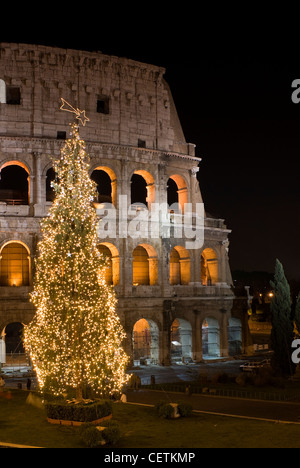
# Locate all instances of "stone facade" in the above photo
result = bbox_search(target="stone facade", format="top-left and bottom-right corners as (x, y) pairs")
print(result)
(0, 43), (251, 366)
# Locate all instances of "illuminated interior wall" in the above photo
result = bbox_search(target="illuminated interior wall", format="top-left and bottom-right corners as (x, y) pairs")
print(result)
(168, 175), (188, 213)
(133, 246), (150, 285)
(132, 245), (158, 286)
(170, 249), (181, 285)
(0, 242), (30, 287)
(133, 318), (159, 364)
(201, 248), (219, 285)
(169, 246), (191, 285)
(97, 243), (119, 286)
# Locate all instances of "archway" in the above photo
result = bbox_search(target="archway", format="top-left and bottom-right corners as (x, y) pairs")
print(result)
(131, 170), (155, 209)
(4, 322), (25, 354)
(46, 167), (56, 202)
(169, 246), (191, 285)
(202, 317), (220, 358)
(2, 322), (27, 366)
(0, 162), (30, 205)
(228, 318), (242, 356)
(171, 318), (192, 363)
(167, 174), (188, 213)
(201, 248), (219, 285)
(132, 319), (159, 366)
(0, 241), (30, 287)
(133, 244), (158, 286)
(91, 167), (117, 207)
(97, 243), (120, 286)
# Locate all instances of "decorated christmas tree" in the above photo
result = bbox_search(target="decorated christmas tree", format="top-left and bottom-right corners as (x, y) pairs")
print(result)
(24, 111), (129, 400)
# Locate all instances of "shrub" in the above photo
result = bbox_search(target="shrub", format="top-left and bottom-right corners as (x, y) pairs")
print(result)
(177, 402), (193, 417)
(102, 421), (121, 445)
(79, 423), (104, 448)
(155, 401), (174, 419)
(46, 400), (112, 422)
(155, 400), (193, 419)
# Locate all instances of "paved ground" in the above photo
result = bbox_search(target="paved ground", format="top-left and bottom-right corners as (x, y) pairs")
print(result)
(126, 389), (300, 424)
(2, 355), (268, 389)
(130, 356), (264, 385)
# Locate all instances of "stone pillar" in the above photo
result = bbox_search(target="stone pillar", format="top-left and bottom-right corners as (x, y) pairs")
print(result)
(148, 257), (158, 286)
(193, 313), (203, 362)
(220, 313), (229, 358)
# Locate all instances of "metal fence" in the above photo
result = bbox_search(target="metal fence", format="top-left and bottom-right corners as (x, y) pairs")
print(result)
(142, 383), (300, 402)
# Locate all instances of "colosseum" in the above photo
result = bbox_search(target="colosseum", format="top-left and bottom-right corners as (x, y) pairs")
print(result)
(0, 42), (251, 368)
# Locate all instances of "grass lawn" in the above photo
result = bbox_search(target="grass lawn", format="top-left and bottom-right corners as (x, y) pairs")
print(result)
(1, 390), (300, 448)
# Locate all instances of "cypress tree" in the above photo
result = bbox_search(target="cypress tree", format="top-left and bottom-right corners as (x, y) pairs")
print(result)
(270, 259), (296, 377)
(294, 294), (300, 336)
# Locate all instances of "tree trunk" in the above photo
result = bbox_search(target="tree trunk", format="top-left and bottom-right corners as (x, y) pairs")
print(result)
(76, 384), (83, 401)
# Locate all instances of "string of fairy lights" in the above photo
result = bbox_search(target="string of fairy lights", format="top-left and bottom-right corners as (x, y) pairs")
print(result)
(24, 105), (129, 399)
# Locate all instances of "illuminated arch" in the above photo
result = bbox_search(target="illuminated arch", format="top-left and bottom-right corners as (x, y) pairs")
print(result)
(91, 166), (117, 208)
(132, 318), (159, 366)
(201, 248), (219, 285)
(0, 160), (30, 205)
(169, 246), (191, 285)
(97, 242), (120, 286)
(167, 174), (188, 213)
(3, 322), (25, 354)
(131, 170), (155, 208)
(0, 241), (31, 287)
(132, 244), (158, 286)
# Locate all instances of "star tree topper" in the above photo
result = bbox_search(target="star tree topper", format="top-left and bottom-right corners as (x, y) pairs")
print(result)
(60, 98), (90, 126)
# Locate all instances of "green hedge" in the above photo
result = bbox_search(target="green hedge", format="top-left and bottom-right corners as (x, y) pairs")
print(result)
(46, 400), (112, 422)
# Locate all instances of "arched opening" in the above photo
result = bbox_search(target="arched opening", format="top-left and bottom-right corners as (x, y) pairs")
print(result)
(91, 167), (117, 207)
(202, 317), (220, 358)
(2, 322), (28, 367)
(169, 246), (191, 285)
(171, 318), (193, 364)
(97, 243), (120, 286)
(46, 167), (56, 202)
(228, 318), (242, 356)
(167, 175), (188, 213)
(131, 170), (155, 209)
(201, 248), (219, 285)
(133, 244), (158, 286)
(0, 162), (29, 205)
(4, 322), (25, 354)
(132, 318), (159, 366)
(0, 242), (30, 287)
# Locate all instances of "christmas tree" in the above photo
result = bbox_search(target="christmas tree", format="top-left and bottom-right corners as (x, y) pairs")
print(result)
(270, 259), (295, 377)
(24, 119), (129, 400)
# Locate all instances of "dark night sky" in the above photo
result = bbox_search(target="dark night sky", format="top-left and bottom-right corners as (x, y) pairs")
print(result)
(2, 9), (300, 279)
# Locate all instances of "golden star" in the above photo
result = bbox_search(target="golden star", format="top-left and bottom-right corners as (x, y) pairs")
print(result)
(76, 109), (90, 127)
